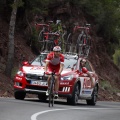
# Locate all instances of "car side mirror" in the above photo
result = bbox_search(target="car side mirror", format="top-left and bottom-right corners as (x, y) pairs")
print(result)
(22, 61), (29, 66)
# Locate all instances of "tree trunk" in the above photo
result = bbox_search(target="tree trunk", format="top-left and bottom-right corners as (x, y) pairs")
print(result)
(5, 0), (18, 77)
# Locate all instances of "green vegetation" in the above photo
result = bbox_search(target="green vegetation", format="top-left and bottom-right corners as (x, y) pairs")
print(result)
(1, 0), (120, 58)
(22, 0), (120, 57)
(101, 80), (112, 90)
(113, 49), (120, 68)
(100, 80), (120, 94)
(79, 0), (120, 56)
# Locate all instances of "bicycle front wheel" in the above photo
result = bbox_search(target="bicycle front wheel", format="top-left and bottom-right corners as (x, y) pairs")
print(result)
(49, 77), (54, 107)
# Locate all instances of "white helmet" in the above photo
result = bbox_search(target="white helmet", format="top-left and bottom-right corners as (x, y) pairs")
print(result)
(53, 46), (61, 51)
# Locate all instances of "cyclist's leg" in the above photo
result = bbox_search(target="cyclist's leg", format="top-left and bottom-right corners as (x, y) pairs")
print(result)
(54, 75), (59, 93)
(47, 75), (51, 88)
(54, 75), (59, 99)
(53, 65), (60, 98)
(46, 66), (53, 95)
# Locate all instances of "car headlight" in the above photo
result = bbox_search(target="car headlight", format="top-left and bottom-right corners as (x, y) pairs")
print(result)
(17, 71), (24, 77)
(61, 75), (73, 81)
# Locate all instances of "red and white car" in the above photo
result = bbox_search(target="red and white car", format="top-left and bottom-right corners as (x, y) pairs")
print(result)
(14, 52), (99, 105)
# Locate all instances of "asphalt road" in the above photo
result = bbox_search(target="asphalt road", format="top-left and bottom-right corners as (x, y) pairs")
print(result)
(0, 97), (120, 120)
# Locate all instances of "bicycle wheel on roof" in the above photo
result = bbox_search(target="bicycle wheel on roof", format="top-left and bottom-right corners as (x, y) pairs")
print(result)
(63, 33), (72, 52)
(76, 33), (84, 55)
(77, 33), (87, 46)
(38, 30), (44, 42)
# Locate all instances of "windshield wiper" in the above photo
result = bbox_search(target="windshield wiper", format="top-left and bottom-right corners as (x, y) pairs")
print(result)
(66, 65), (71, 69)
(39, 55), (43, 66)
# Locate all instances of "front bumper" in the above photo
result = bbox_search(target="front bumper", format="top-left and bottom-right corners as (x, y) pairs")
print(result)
(14, 87), (72, 98)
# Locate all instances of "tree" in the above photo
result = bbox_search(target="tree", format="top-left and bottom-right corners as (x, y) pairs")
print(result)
(5, 0), (23, 77)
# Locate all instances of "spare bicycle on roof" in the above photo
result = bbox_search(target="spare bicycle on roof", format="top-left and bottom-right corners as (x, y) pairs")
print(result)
(35, 20), (92, 58)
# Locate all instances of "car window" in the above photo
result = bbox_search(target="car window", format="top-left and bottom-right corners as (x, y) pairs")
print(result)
(85, 61), (92, 71)
(64, 58), (77, 69)
(79, 60), (92, 72)
(31, 54), (77, 68)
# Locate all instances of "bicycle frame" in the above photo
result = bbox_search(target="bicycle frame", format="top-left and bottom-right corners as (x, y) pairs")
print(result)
(74, 26), (90, 34)
(75, 24), (91, 57)
(35, 23), (50, 32)
(41, 32), (61, 51)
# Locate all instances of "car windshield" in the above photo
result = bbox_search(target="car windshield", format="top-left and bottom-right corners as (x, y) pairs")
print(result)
(31, 54), (47, 66)
(64, 57), (77, 69)
(31, 54), (77, 69)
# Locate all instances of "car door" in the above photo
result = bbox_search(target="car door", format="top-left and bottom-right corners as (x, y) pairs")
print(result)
(83, 61), (95, 89)
(78, 60), (95, 97)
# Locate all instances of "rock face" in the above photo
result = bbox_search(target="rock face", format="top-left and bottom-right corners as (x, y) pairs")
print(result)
(117, 93), (120, 97)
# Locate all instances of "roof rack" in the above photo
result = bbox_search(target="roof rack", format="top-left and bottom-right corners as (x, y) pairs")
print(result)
(40, 50), (50, 54)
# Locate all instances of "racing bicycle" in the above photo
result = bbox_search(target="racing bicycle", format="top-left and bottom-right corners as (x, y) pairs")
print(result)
(45, 72), (56, 107)
(76, 24), (91, 57)
(36, 23), (62, 51)
(66, 23), (91, 56)
(41, 32), (61, 51)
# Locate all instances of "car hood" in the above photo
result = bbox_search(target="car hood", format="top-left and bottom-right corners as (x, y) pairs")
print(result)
(22, 65), (74, 76)
(22, 65), (45, 75)
(61, 69), (74, 76)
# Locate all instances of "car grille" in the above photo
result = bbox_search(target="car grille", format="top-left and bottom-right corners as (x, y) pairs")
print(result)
(25, 73), (48, 84)
(25, 73), (48, 80)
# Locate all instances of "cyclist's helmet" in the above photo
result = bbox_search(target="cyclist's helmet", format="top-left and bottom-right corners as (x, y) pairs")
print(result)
(53, 46), (61, 51)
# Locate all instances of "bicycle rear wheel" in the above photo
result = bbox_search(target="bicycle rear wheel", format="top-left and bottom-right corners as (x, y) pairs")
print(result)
(38, 30), (44, 42)
(64, 33), (72, 52)
(76, 33), (87, 55)
(38, 30), (46, 51)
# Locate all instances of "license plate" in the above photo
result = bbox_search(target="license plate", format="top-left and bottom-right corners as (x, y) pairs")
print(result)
(31, 81), (48, 86)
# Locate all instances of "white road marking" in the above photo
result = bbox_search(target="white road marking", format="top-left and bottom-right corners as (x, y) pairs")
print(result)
(31, 107), (120, 120)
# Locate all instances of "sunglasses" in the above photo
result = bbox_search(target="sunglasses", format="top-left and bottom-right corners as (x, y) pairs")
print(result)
(81, 61), (86, 64)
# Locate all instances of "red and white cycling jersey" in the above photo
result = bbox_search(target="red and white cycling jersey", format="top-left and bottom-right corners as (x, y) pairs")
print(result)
(45, 52), (64, 74)
(46, 52), (64, 65)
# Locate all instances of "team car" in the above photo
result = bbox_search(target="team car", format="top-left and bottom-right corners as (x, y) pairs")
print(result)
(14, 52), (99, 105)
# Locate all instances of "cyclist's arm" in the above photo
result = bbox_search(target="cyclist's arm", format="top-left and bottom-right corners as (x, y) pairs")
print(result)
(86, 71), (94, 87)
(45, 61), (49, 72)
(45, 53), (52, 72)
(58, 54), (64, 75)
(59, 63), (64, 74)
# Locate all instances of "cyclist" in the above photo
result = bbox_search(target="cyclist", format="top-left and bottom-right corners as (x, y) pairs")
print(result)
(44, 46), (64, 98)
(80, 58), (94, 88)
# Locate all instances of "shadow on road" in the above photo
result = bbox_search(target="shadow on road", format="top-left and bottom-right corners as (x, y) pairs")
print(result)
(24, 98), (89, 107)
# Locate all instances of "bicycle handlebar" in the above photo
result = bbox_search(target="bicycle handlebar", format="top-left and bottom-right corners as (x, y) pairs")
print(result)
(35, 23), (49, 27)
(44, 72), (60, 76)
(75, 26), (89, 30)
(43, 32), (60, 36)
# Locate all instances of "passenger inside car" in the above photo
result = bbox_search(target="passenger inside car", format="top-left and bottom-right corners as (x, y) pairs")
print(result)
(79, 58), (94, 88)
